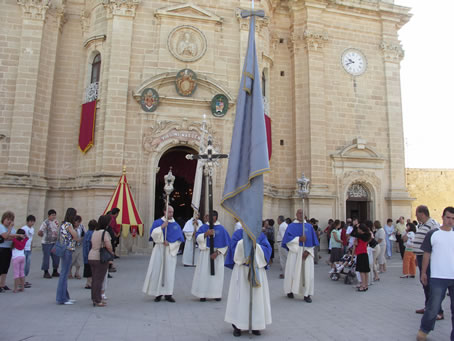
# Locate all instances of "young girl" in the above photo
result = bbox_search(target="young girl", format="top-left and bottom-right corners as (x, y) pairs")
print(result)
(12, 229), (28, 293)
(401, 222), (417, 278)
(353, 224), (371, 292)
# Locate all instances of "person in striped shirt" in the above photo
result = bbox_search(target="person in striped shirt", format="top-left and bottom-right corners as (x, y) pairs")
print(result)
(412, 205), (442, 319)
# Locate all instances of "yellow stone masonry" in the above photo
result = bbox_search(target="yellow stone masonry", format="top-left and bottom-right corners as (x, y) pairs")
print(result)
(0, 0), (417, 251)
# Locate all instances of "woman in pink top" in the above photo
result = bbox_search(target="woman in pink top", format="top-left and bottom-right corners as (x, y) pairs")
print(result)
(88, 215), (113, 307)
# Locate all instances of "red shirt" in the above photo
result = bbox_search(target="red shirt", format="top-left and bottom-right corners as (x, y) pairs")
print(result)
(12, 237), (28, 250)
(341, 228), (348, 246)
(110, 216), (120, 235)
(355, 238), (368, 255)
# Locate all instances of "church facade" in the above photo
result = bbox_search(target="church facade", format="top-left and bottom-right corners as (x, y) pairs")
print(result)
(0, 0), (412, 249)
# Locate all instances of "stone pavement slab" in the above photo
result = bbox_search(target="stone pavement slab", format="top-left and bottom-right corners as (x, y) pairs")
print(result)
(1, 250), (451, 341)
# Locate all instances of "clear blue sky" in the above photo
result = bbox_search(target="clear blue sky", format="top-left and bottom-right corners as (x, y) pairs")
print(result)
(397, 0), (454, 168)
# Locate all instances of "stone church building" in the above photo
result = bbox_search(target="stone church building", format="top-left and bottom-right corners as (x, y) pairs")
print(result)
(0, 0), (413, 248)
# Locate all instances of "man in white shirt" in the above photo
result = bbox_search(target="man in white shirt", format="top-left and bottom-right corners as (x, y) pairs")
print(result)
(276, 215), (288, 279)
(21, 215), (35, 288)
(417, 206), (454, 341)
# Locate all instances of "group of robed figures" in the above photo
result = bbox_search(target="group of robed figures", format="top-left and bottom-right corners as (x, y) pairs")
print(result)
(142, 6), (319, 337)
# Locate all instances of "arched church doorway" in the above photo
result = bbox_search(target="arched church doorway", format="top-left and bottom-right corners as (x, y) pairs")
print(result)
(155, 146), (202, 226)
(346, 183), (370, 223)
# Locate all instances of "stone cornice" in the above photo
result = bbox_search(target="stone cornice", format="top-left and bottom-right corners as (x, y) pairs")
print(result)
(155, 3), (223, 24)
(103, 0), (140, 18)
(380, 40), (404, 63)
(326, 0), (411, 29)
(17, 0), (50, 21)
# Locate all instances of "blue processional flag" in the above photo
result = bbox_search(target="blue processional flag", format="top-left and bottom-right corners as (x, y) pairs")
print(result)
(221, 14), (270, 286)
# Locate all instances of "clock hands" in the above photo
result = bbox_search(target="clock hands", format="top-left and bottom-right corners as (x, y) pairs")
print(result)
(345, 58), (355, 66)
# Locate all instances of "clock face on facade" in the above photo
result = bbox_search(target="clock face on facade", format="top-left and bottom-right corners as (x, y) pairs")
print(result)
(341, 48), (367, 76)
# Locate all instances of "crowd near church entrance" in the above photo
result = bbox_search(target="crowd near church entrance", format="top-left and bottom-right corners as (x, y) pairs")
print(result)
(345, 183), (371, 222)
(154, 146), (202, 224)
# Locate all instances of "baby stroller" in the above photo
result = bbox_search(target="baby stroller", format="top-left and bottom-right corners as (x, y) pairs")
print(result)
(329, 253), (356, 284)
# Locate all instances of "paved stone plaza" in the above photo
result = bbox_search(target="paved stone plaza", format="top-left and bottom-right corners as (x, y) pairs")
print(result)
(2, 250), (451, 341)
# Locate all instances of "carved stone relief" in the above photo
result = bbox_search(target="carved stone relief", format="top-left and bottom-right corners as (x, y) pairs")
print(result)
(380, 41), (404, 63)
(17, 0), (50, 21)
(168, 25), (207, 62)
(142, 119), (218, 154)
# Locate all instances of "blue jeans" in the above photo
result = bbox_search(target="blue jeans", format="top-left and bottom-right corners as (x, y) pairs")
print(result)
(24, 250), (31, 277)
(420, 278), (454, 340)
(41, 243), (60, 272)
(56, 249), (72, 304)
(416, 255), (444, 314)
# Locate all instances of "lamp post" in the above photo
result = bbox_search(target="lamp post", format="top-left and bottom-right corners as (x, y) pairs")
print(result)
(297, 173), (311, 245)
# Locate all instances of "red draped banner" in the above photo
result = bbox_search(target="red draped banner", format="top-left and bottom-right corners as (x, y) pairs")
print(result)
(79, 100), (96, 153)
(265, 112), (272, 160)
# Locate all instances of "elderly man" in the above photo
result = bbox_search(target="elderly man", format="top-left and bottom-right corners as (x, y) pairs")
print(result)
(282, 209), (319, 303)
(142, 206), (184, 303)
(412, 205), (441, 318)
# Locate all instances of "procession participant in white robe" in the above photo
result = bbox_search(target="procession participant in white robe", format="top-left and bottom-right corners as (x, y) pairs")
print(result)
(142, 206), (184, 302)
(277, 215), (288, 279)
(191, 211), (230, 301)
(224, 229), (272, 337)
(281, 209), (319, 303)
(182, 214), (202, 267)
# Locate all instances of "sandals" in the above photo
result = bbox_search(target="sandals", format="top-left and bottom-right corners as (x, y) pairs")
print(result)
(84, 285), (91, 289)
(93, 301), (107, 307)
(357, 287), (368, 292)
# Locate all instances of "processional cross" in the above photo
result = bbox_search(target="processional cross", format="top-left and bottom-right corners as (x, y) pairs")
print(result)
(186, 136), (228, 275)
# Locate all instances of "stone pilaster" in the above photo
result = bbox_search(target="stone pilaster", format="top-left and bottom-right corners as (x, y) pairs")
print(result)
(380, 22), (412, 214)
(303, 27), (329, 194)
(101, 0), (140, 175)
(6, 0), (50, 180)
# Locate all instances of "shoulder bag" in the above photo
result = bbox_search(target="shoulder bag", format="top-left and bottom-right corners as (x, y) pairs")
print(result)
(100, 230), (114, 263)
(52, 223), (67, 257)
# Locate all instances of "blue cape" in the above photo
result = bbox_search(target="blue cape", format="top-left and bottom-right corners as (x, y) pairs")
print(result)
(281, 222), (319, 250)
(149, 219), (184, 243)
(225, 230), (271, 270)
(82, 230), (93, 264)
(196, 223), (231, 248)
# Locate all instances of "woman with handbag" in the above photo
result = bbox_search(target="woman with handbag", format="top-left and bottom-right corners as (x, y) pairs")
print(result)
(56, 208), (80, 305)
(88, 215), (113, 307)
